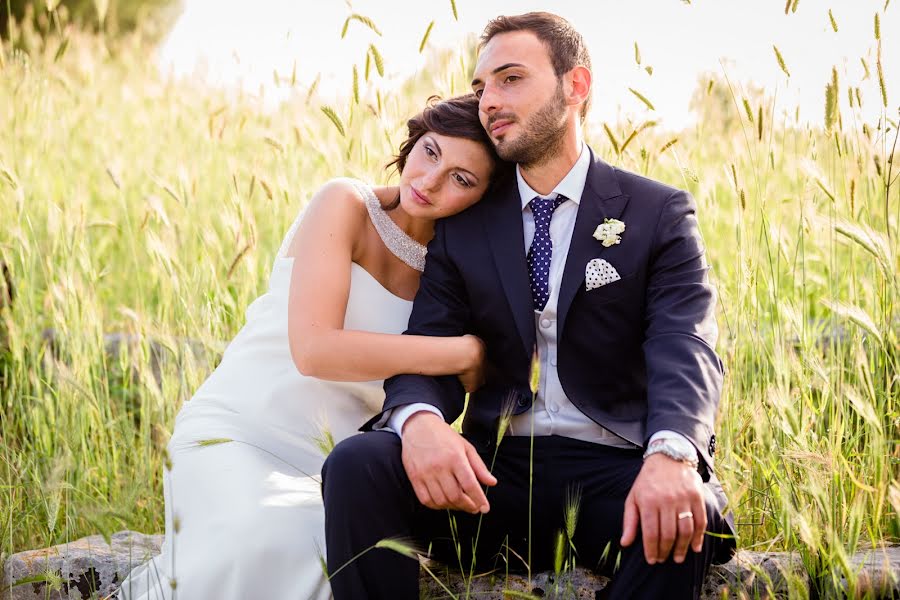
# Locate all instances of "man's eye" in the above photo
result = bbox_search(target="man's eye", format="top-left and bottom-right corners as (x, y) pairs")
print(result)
(505, 75), (520, 83)
(474, 89), (484, 98)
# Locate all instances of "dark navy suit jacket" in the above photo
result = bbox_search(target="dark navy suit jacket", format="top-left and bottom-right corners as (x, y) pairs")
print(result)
(365, 148), (729, 519)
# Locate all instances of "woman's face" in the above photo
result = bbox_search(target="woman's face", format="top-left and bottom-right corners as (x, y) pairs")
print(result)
(399, 132), (494, 220)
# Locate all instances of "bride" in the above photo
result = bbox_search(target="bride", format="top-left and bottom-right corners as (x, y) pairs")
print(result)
(117, 94), (508, 600)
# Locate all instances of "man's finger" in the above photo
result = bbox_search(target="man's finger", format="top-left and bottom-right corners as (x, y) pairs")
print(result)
(465, 443), (497, 487)
(691, 493), (707, 553)
(620, 493), (639, 547)
(639, 504), (660, 564)
(410, 477), (434, 509)
(657, 506), (677, 563)
(424, 477), (448, 510)
(672, 509), (694, 563)
(438, 471), (478, 513)
(455, 459), (491, 514)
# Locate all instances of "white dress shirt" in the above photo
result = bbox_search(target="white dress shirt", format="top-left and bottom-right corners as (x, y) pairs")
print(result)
(385, 143), (690, 451)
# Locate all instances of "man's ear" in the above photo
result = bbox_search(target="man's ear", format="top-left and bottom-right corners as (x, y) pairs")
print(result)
(565, 65), (592, 110)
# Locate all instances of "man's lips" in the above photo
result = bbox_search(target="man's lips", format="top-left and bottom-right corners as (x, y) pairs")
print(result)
(410, 186), (432, 205)
(489, 119), (514, 136)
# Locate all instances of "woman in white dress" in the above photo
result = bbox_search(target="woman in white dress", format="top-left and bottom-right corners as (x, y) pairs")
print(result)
(116, 94), (508, 600)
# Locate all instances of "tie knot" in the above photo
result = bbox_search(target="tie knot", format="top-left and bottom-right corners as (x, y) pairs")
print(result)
(529, 195), (565, 219)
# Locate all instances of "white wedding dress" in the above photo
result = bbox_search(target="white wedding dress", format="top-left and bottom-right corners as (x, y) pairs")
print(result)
(117, 179), (414, 600)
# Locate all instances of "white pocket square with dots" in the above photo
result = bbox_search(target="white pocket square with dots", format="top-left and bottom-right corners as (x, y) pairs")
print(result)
(585, 258), (621, 291)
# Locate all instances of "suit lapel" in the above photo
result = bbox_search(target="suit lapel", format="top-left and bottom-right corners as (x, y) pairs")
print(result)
(485, 181), (535, 360)
(557, 150), (630, 337)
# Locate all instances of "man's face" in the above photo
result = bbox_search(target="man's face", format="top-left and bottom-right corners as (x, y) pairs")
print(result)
(471, 31), (568, 167)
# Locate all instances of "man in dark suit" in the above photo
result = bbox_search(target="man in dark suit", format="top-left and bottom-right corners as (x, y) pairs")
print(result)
(323, 12), (735, 599)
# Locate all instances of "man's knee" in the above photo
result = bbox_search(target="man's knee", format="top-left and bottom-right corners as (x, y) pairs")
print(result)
(322, 431), (402, 493)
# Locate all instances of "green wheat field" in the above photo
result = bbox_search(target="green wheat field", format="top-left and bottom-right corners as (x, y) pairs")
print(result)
(0, 4), (897, 598)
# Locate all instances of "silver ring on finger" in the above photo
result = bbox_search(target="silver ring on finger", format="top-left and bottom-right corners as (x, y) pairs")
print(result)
(677, 511), (694, 520)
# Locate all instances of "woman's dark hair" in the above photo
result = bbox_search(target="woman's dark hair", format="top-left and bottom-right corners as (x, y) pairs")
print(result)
(385, 94), (511, 207)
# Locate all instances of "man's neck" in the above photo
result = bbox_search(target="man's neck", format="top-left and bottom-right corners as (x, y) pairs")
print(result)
(518, 127), (584, 196)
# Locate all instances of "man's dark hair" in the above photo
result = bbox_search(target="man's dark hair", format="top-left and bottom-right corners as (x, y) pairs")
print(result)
(480, 12), (592, 122)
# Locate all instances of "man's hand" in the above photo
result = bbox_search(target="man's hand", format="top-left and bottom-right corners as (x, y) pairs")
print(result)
(401, 411), (497, 514)
(620, 453), (706, 564)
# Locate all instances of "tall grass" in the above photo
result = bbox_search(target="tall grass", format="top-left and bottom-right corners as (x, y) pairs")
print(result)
(1, 5), (897, 598)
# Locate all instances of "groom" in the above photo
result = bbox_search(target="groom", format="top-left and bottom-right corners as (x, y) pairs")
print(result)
(323, 12), (735, 599)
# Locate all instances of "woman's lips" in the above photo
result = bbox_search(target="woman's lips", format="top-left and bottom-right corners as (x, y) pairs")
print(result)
(411, 186), (432, 206)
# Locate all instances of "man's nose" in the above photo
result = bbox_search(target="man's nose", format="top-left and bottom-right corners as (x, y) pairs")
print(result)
(479, 83), (501, 114)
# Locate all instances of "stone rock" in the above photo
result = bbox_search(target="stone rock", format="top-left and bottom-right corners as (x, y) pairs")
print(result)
(3, 532), (898, 599)
(1, 531), (163, 600)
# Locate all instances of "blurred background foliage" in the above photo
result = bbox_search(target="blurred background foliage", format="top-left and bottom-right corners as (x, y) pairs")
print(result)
(1, 0), (180, 41)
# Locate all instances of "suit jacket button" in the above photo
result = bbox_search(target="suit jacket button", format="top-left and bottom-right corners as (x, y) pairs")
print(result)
(516, 395), (528, 407)
(708, 435), (717, 455)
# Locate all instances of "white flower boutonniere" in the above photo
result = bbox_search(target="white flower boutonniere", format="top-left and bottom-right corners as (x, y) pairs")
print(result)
(592, 218), (626, 248)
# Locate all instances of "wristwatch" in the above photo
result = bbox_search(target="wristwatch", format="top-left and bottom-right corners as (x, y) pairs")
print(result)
(643, 437), (700, 470)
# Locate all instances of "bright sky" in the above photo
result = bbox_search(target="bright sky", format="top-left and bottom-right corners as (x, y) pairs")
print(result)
(158, 0), (899, 130)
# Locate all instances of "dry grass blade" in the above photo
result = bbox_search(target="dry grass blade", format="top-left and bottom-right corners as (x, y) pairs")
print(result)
(742, 98), (755, 123)
(659, 137), (679, 153)
(226, 244), (253, 280)
(877, 51), (887, 107)
(195, 438), (233, 447)
(628, 87), (655, 111)
(821, 300), (884, 346)
(773, 45), (791, 77)
(374, 537), (422, 559)
(352, 65), (359, 104)
(829, 9), (838, 32)
(833, 220), (894, 279)
(603, 123), (620, 155)
(368, 44), (384, 77)
(341, 14), (382, 39)
(320, 106), (346, 137)
(263, 136), (285, 153)
(306, 73), (321, 105)
(634, 41), (641, 66)
(419, 21), (435, 54)
(449, 0), (458, 20)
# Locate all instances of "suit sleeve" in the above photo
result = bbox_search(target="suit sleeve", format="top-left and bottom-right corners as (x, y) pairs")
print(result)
(361, 218), (469, 431)
(642, 190), (723, 470)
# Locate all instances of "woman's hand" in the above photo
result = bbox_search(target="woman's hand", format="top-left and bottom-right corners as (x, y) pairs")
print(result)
(457, 334), (486, 393)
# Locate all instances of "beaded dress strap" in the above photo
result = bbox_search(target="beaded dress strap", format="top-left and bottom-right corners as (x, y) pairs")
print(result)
(352, 180), (427, 272)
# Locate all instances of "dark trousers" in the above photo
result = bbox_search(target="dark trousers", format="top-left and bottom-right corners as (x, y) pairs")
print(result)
(322, 431), (731, 599)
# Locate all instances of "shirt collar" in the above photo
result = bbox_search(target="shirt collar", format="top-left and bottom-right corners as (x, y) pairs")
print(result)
(517, 141), (590, 210)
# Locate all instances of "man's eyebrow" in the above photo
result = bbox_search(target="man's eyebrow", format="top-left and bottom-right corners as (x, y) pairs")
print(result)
(471, 62), (526, 87)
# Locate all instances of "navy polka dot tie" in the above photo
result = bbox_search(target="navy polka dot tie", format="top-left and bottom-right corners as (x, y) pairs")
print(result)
(527, 195), (565, 312)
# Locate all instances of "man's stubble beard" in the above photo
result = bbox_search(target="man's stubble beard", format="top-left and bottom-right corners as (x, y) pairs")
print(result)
(494, 81), (568, 169)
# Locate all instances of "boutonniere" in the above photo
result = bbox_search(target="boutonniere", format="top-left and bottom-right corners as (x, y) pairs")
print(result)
(592, 218), (626, 247)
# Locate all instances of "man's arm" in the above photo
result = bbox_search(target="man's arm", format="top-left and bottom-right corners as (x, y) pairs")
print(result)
(370, 218), (497, 514)
(622, 189), (723, 565)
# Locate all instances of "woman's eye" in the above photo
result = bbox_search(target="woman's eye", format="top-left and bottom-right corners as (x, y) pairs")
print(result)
(424, 145), (437, 159)
(453, 173), (471, 187)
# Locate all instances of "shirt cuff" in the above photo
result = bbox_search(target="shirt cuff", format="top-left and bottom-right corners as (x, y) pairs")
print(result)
(648, 430), (697, 457)
(380, 403), (444, 438)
